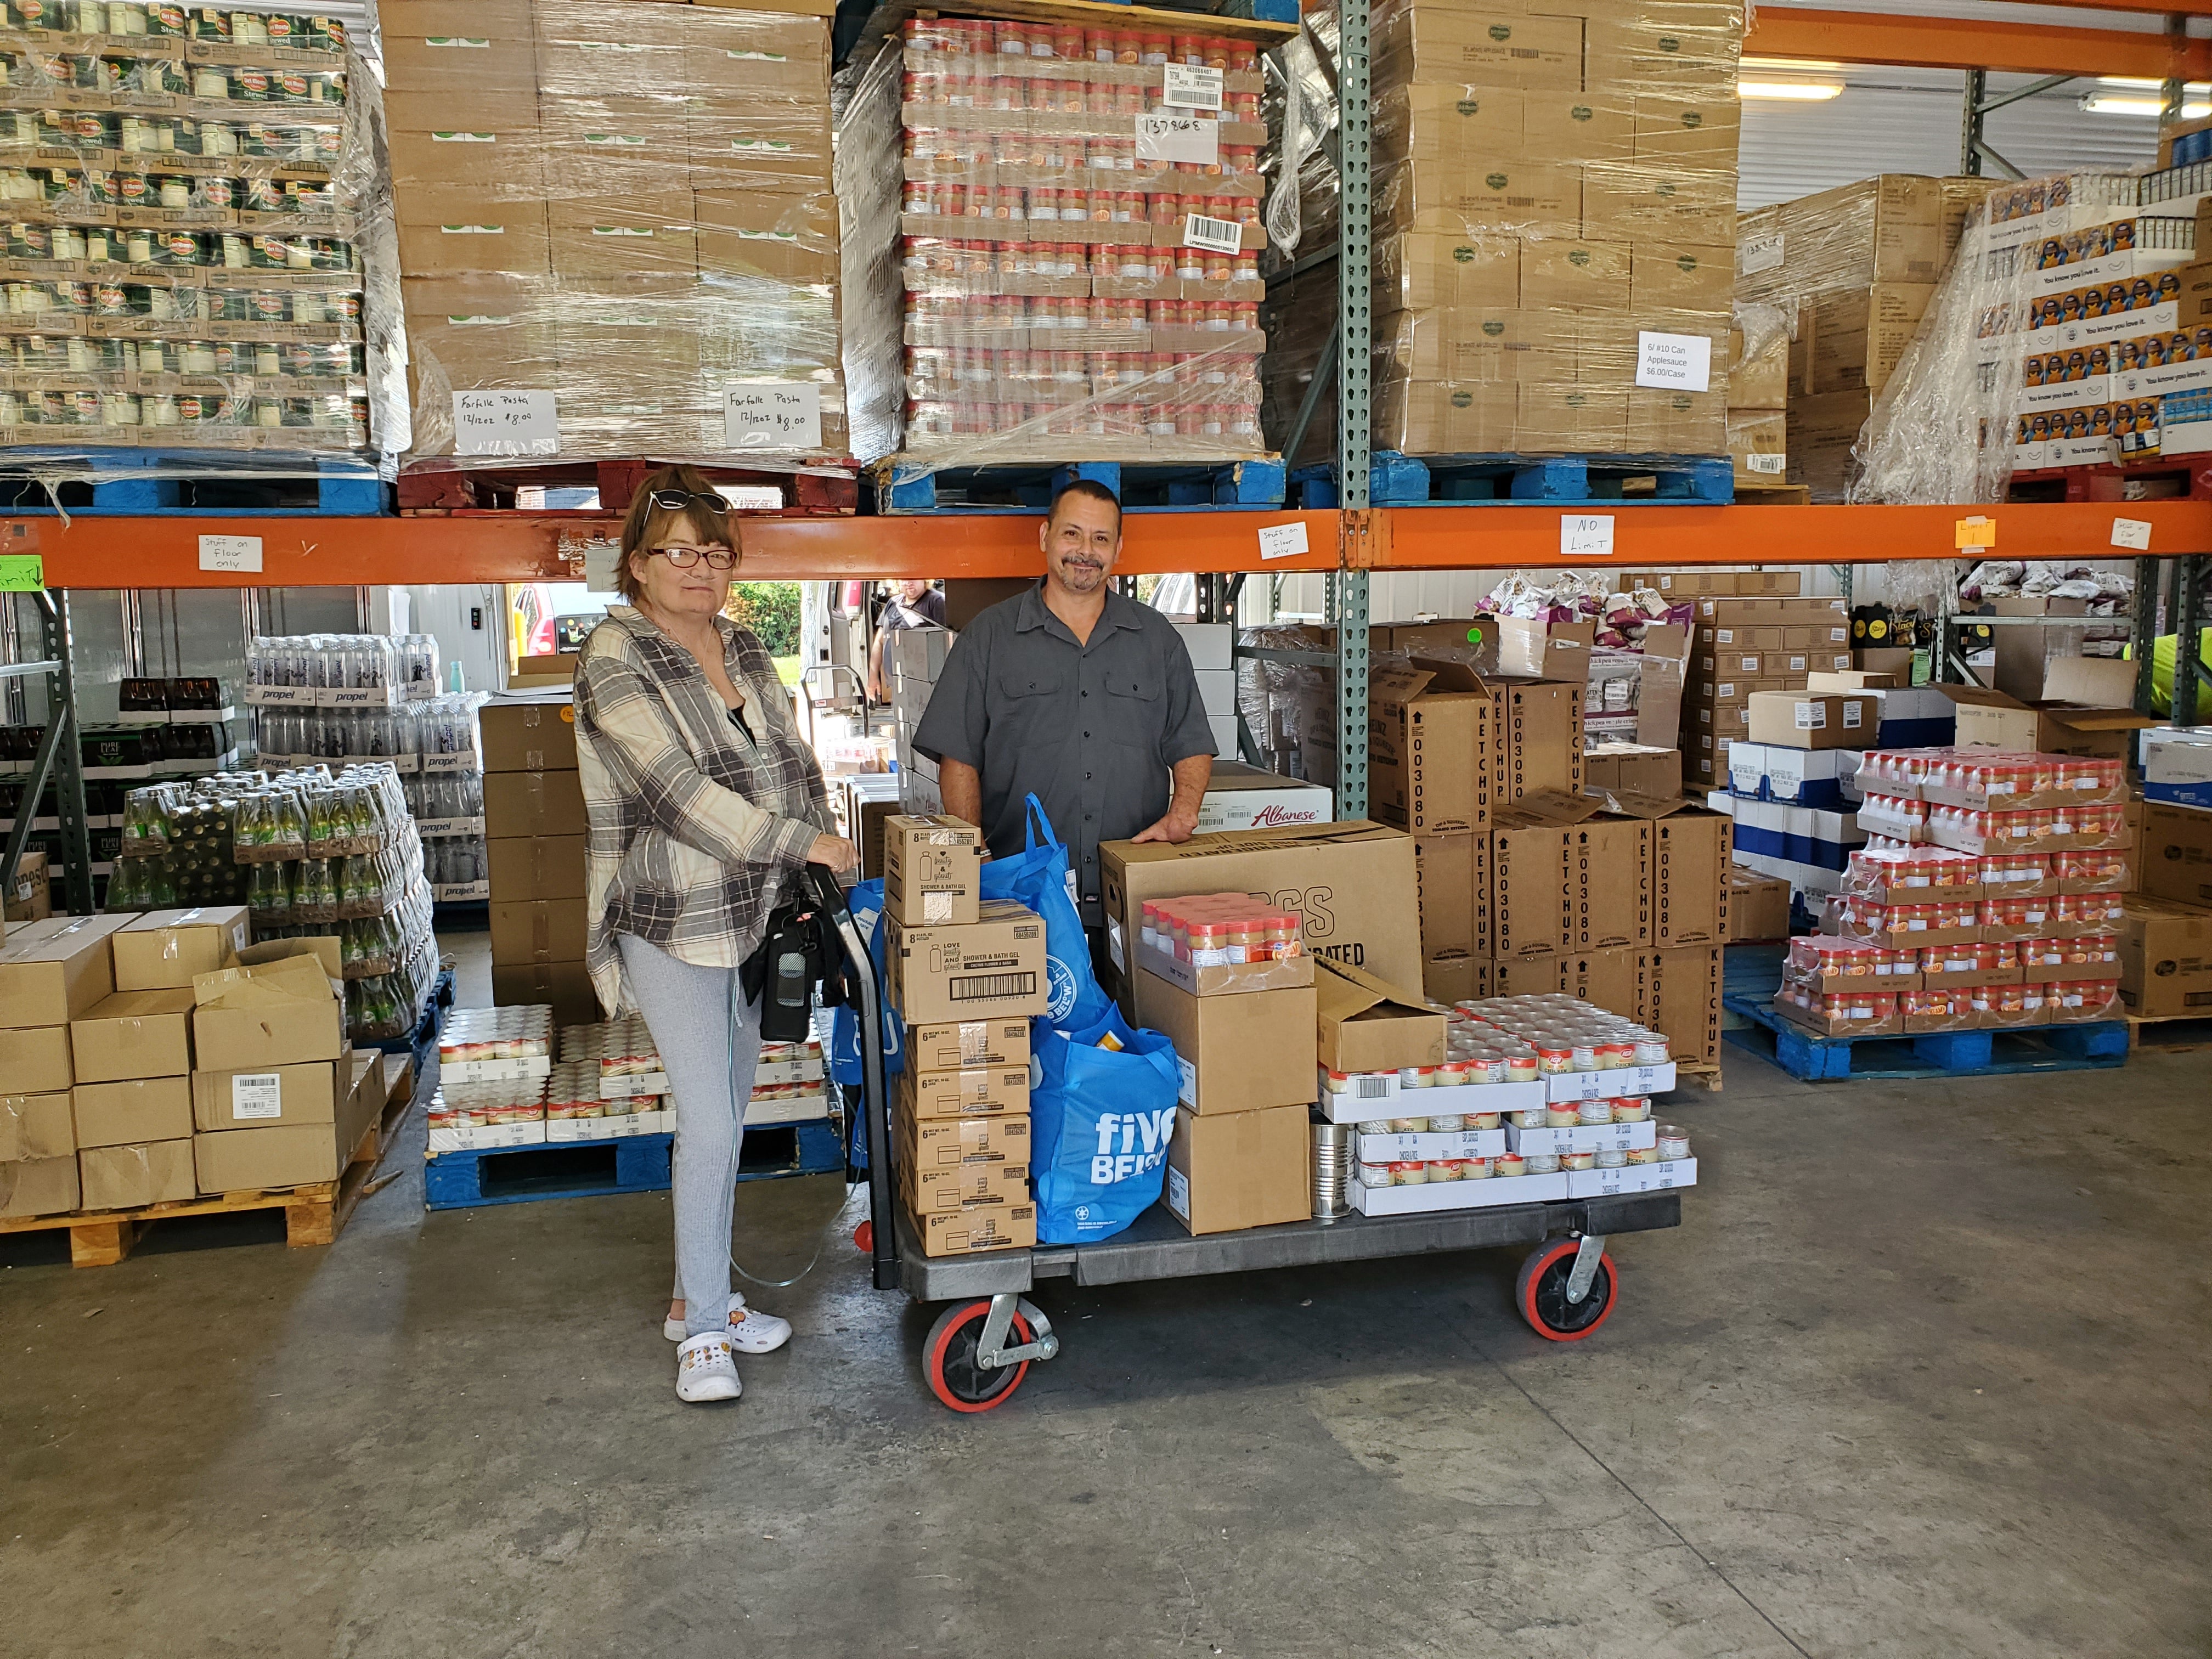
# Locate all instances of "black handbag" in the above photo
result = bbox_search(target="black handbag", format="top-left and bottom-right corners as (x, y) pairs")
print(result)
(742, 891), (847, 1043)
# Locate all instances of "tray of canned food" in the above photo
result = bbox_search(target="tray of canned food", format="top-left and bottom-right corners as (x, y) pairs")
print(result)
(1348, 1124), (1695, 1215)
(425, 1078), (547, 1154)
(755, 1036), (825, 1088)
(1447, 995), (1679, 1103)
(439, 1004), (554, 1082)
(557, 1015), (674, 1099)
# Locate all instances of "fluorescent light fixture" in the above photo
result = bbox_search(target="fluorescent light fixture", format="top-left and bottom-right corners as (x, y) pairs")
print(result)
(2096, 77), (2209, 92)
(2081, 92), (2211, 117)
(1739, 78), (1844, 101)
(1742, 55), (1843, 71)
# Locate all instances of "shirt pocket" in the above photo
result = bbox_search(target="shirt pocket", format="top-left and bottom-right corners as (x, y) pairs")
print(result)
(992, 668), (1067, 749)
(1105, 674), (1160, 747)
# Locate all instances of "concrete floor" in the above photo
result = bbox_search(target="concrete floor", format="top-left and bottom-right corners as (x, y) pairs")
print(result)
(3, 933), (2208, 1658)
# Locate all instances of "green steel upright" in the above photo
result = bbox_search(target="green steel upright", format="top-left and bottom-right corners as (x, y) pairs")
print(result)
(1333, 0), (1372, 821)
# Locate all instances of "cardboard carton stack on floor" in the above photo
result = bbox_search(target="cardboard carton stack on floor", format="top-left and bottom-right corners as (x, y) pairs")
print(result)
(1368, 0), (1745, 456)
(882, 815), (1043, 1256)
(0, 916), (132, 1221)
(1681, 594), (1854, 791)
(387, 0), (845, 464)
(2119, 740), (2212, 1017)
(887, 628), (951, 817)
(482, 693), (594, 1024)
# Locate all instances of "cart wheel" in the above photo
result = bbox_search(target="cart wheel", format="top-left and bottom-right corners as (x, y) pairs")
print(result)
(853, 1219), (873, 1256)
(1516, 1240), (1619, 1342)
(923, 1299), (1034, 1413)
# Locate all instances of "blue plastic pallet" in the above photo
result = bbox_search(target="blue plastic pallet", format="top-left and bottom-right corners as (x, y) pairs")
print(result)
(1291, 452), (1733, 508)
(422, 1120), (842, 1211)
(1723, 991), (2128, 1084)
(0, 447), (386, 516)
(878, 457), (1286, 514)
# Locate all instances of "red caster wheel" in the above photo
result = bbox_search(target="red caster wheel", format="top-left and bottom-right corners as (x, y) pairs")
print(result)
(922, 1298), (1036, 1413)
(853, 1220), (873, 1255)
(1516, 1239), (1618, 1342)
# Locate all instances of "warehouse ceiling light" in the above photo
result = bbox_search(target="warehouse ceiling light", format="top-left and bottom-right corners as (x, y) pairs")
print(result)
(1739, 78), (1845, 99)
(2080, 92), (2212, 116)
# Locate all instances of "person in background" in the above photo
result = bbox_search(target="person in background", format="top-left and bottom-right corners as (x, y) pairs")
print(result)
(868, 577), (948, 703)
(573, 464), (859, 1406)
(911, 479), (1214, 965)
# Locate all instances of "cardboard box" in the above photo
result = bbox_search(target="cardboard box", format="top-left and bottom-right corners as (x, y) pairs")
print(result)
(1494, 677), (1585, 802)
(1164, 1104), (1311, 1235)
(902, 1156), (1030, 1214)
(0, 1025), (72, 1094)
(896, 1063), (1031, 1120)
(1193, 763), (1333, 834)
(905, 1017), (1030, 1075)
(71, 989), (196, 1083)
(0, 1154), (77, 1218)
(884, 901), (1048, 1024)
(1558, 947), (1648, 1021)
(1315, 959), (1446, 1073)
(110, 906), (249, 992)
(1650, 943), (1723, 1067)
(1747, 691), (1876, 749)
(1726, 869), (1793, 941)
(1375, 229), (1521, 313)
(1738, 174), (1947, 304)
(490, 960), (599, 1025)
(1585, 744), (1683, 799)
(1494, 618), (1595, 684)
(0, 1090), (73, 1161)
(79, 1138), (196, 1209)
(71, 1076), (191, 1148)
(2138, 805), (2212, 911)
(895, 1109), (1031, 1171)
(882, 814), (984, 927)
(190, 1060), (341, 1133)
(1101, 822), (1424, 1006)
(2119, 895), (2212, 1017)
(1372, 5), (1585, 90)
(1729, 409), (1787, 484)
(190, 942), (346, 1073)
(1369, 658), (1493, 833)
(1414, 831), (1490, 974)
(1136, 976), (1318, 1114)
(0, 914), (130, 1028)
(1489, 794), (1583, 960)
(1569, 814), (1651, 951)
(487, 834), (586, 904)
(479, 695), (578, 771)
(1950, 679), (2152, 761)
(910, 1198), (1038, 1257)
(1651, 809), (1731, 946)
(5, 849), (50, 924)
(483, 769), (588, 838)
(192, 1070), (379, 1194)
(489, 899), (590, 967)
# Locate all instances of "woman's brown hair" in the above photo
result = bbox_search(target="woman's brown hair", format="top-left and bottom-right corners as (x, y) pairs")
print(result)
(616, 464), (740, 605)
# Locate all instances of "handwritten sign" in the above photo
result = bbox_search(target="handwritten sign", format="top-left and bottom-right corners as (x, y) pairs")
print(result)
(198, 534), (262, 573)
(0, 554), (42, 591)
(724, 382), (821, 450)
(1560, 515), (1615, 558)
(1163, 63), (1224, 111)
(1136, 111), (1219, 167)
(1257, 521), (1310, 560)
(1634, 331), (1712, 393)
(453, 390), (558, 456)
(2112, 516), (2152, 550)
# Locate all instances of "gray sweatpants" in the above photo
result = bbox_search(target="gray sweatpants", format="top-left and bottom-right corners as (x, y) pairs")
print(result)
(615, 933), (764, 1340)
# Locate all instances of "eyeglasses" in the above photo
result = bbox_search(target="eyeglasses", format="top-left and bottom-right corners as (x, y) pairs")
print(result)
(651, 544), (738, 571)
(647, 488), (731, 515)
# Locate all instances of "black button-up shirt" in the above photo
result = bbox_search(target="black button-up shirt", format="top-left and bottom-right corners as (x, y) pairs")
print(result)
(911, 581), (1215, 924)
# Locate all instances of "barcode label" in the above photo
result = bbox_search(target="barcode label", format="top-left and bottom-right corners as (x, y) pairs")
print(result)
(1748, 453), (1786, 475)
(1182, 213), (1242, 255)
(950, 972), (1037, 1002)
(1356, 1076), (1390, 1099)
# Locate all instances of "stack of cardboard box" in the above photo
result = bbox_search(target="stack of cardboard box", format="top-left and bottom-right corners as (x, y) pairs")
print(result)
(482, 693), (595, 1023)
(1681, 593), (1854, 792)
(386, 0), (845, 461)
(0, 916), (131, 1221)
(1727, 307), (1789, 487)
(1368, 0), (1744, 456)
(881, 815), (1043, 1256)
(887, 628), (951, 817)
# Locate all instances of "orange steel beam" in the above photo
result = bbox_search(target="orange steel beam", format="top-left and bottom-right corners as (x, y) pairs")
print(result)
(1982, 0), (2212, 17)
(1745, 7), (2211, 78)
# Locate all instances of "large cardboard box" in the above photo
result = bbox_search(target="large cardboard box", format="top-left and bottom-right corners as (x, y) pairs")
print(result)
(1650, 944), (1724, 1068)
(0, 914), (130, 1028)
(191, 1061), (342, 1133)
(895, 1108), (1031, 1173)
(1792, 283), (1935, 397)
(1368, 658), (1492, 834)
(905, 1017), (1031, 1075)
(1101, 823), (1424, 1011)
(902, 1156), (1029, 1215)
(190, 943), (347, 1073)
(0, 1025), (72, 1095)
(1414, 831), (1489, 980)
(480, 695), (579, 772)
(110, 906), (249, 992)
(1371, 5), (1585, 91)
(5, 848), (50, 924)
(1493, 678), (1585, 802)
(2138, 804), (2212, 911)
(79, 1138), (196, 1209)
(72, 1076), (191, 1148)
(1314, 960), (1446, 1074)
(1747, 691), (1876, 749)
(488, 836), (586, 902)
(71, 989), (196, 1084)
(1569, 815), (1651, 951)
(192, 1063), (381, 1195)
(489, 899), (591, 967)
(2119, 896), (2212, 1018)
(483, 769), (588, 838)
(1950, 678), (2152, 761)
(1136, 975), (1319, 1115)
(1738, 174), (1948, 305)
(0, 1091), (74, 1161)
(1653, 810), (1732, 946)
(896, 1063), (1031, 1120)
(1725, 869), (1793, 941)
(1164, 1104), (1311, 1236)
(1193, 763), (1333, 834)
(911, 1199), (1038, 1257)
(0, 1155), (78, 1218)
(1489, 797), (1580, 960)
(1558, 947), (1649, 1019)
(882, 814), (984, 927)
(490, 961), (599, 1024)
(884, 901), (1048, 1025)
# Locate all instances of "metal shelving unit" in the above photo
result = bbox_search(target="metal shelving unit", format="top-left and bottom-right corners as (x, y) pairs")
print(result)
(0, 588), (95, 917)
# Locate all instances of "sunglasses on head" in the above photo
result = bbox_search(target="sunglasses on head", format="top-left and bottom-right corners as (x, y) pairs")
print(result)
(647, 488), (731, 514)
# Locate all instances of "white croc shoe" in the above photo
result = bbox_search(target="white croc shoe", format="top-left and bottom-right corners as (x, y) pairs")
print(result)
(665, 1294), (793, 1355)
(675, 1331), (742, 1403)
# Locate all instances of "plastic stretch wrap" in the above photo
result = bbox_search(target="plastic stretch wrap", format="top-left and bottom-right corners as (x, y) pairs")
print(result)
(1259, 252), (1334, 467)
(1235, 622), (1331, 783)
(387, 0), (845, 467)
(841, 13), (1288, 471)
(0, 8), (402, 490)
(1854, 171), (2200, 503)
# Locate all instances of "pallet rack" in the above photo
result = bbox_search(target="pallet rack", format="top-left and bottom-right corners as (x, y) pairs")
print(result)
(2, 1), (2211, 821)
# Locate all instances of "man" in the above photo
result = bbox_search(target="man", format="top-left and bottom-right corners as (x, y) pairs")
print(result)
(911, 479), (1215, 938)
(868, 578), (947, 703)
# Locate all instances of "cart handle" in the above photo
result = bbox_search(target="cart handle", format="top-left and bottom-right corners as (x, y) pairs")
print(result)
(808, 864), (900, 1292)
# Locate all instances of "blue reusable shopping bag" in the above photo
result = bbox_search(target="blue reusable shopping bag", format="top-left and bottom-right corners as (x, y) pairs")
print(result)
(980, 793), (1114, 1031)
(1030, 1005), (1181, 1245)
(830, 877), (906, 1092)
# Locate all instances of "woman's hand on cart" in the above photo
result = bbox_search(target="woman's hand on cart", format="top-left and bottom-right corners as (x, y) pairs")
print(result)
(806, 834), (859, 876)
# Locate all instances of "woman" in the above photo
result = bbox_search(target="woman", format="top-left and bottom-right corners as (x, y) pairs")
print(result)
(574, 464), (858, 1404)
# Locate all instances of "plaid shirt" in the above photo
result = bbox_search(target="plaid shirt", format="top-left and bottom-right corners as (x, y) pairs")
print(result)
(574, 606), (834, 1015)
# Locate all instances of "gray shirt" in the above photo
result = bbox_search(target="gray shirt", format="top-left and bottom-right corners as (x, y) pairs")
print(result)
(911, 581), (1215, 923)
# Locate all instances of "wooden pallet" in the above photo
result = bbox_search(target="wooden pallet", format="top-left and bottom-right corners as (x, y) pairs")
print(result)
(1672, 1060), (1724, 1093)
(1734, 481), (1812, 507)
(396, 456), (859, 517)
(2125, 1012), (2212, 1052)
(0, 1077), (410, 1269)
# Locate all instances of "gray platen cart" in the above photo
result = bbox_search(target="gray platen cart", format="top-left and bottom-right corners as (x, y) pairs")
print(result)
(813, 873), (1685, 1414)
